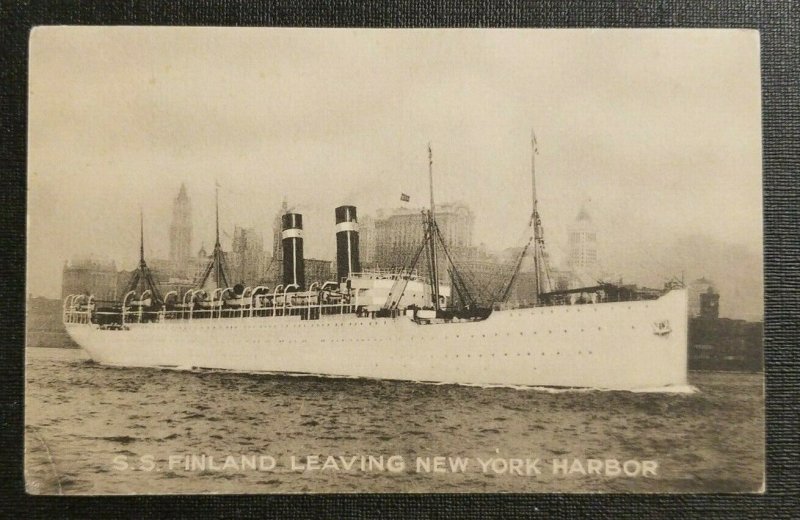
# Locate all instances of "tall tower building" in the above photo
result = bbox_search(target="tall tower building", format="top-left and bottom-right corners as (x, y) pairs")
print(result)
(358, 215), (376, 266)
(688, 277), (718, 318)
(231, 225), (266, 286)
(373, 203), (473, 270)
(567, 204), (598, 277)
(169, 183), (192, 276)
(272, 198), (289, 261)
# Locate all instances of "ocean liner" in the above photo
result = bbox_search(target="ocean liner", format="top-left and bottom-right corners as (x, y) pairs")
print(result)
(64, 137), (689, 391)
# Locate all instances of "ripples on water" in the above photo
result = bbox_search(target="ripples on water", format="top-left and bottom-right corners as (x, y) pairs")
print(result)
(25, 347), (764, 494)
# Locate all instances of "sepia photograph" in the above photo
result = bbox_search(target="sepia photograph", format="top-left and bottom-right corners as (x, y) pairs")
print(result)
(25, 27), (764, 494)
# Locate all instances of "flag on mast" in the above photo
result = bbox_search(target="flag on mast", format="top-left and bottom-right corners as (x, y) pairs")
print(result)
(400, 193), (410, 202)
(532, 129), (538, 154)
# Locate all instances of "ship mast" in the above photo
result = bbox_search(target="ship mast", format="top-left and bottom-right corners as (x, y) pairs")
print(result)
(214, 182), (222, 287)
(125, 209), (163, 303)
(215, 183), (220, 246)
(139, 207), (145, 268)
(427, 143), (441, 311)
(530, 129), (540, 305)
(498, 130), (551, 304)
(197, 182), (229, 290)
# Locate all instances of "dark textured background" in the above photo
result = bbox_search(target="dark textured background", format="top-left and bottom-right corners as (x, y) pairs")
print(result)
(1, 1), (797, 517)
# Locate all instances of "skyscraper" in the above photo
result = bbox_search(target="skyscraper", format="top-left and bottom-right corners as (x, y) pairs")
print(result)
(169, 183), (192, 275)
(374, 203), (474, 270)
(567, 204), (598, 278)
(272, 198), (289, 261)
(230, 225), (266, 286)
(358, 214), (376, 266)
(61, 255), (118, 300)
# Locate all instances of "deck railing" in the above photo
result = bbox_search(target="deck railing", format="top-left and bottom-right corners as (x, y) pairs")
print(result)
(63, 289), (360, 327)
(349, 267), (422, 282)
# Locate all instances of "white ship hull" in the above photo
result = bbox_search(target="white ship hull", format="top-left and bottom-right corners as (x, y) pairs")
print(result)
(66, 289), (688, 391)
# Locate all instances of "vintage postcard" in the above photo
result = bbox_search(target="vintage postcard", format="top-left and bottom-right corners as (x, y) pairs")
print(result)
(25, 27), (763, 494)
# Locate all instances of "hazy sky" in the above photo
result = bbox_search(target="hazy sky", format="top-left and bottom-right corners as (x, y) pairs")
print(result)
(28, 27), (762, 301)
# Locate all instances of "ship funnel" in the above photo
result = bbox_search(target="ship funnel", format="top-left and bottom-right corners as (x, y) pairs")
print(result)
(281, 213), (305, 290)
(335, 205), (360, 282)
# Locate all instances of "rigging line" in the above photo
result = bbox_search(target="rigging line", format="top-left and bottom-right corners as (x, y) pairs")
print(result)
(449, 259), (500, 303)
(450, 247), (519, 305)
(538, 238), (554, 293)
(478, 221), (540, 302)
(262, 254), (277, 284)
(432, 221), (484, 306)
(454, 260), (496, 304)
(500, 234), (535, 303)
(386, 228), (430, 309)
(496, 211), (538, 302)
(385, 214), (431, 309)
(447, 265), (475, 308)
(436, 238), (474, 306)
(430, 229), (480, 302)
(446, 267), (464, 304)
(425, 222), (509, 303)
(485, 265), (516, 303)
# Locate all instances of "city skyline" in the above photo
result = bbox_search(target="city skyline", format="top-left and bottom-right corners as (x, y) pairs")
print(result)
(58, 182), (593, 273)
(28, 28), (762, 319)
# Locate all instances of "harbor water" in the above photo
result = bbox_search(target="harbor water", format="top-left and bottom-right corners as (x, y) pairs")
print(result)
(25, 347), (764, 494)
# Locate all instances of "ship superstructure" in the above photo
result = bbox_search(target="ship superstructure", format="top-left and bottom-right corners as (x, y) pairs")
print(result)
(64, 137), (689, 391)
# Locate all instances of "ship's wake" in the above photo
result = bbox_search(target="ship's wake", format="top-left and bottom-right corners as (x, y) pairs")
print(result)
(419, 380), (698, 394)
(150, 364), (697, 394)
